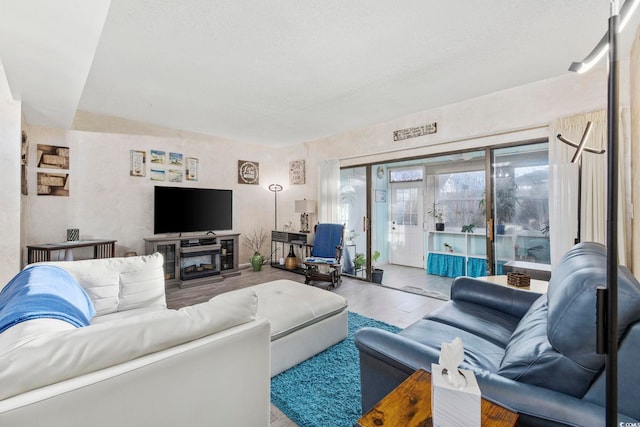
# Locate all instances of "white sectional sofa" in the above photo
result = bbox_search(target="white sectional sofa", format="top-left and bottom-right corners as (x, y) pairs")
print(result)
(0, 253), (271, 427)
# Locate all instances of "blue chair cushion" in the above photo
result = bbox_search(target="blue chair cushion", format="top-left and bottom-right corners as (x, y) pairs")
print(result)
(310, 224), (344, 258)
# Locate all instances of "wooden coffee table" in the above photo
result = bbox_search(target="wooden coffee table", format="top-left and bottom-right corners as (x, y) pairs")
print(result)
(355, 369), (518, 427)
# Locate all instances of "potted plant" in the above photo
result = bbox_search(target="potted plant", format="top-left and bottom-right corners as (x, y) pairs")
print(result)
(371, 250), (383, 283)
(461, 224), (475, 233)
(427, 202), (446, 231)
(242, 228), (267, 271)
(353, 253), (366, 271)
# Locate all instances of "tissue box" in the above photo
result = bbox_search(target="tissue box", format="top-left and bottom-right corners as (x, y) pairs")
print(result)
(431, 363), (481, 427)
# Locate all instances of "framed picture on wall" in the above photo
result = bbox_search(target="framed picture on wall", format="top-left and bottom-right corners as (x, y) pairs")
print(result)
(375, 189), (386, 203)
(238, 160), (259, 185)
(37, 144), (69, 169)
(186, 157), (198, 181)
(289, 160), (305, 184)
(130, 150), (146, 177)
(169, 169), (183, 182)
(169, 152), (183, 166)
(150, 150), (166, 164)
(150, 169), (165, 181)
(37, 172), (69, 196)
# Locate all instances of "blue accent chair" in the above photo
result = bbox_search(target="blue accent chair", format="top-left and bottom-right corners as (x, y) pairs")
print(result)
(355, 242), (640, 426)
(304, 223), (344, 289)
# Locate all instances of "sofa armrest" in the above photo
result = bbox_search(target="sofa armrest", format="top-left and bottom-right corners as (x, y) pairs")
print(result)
(476, 370), (638, 427)
(355, 327), (441, 412)
(451, 277), (542, 319)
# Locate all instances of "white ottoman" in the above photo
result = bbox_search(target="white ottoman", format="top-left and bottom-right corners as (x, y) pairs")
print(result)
(227, 279), (348, 377)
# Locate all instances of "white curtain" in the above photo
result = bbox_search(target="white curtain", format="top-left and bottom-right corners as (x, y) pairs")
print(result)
(317, 159), (340, 223)
(549, 109), (629, 267)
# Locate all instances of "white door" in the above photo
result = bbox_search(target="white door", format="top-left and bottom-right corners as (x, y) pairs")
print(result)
(389, 182), (424, 268)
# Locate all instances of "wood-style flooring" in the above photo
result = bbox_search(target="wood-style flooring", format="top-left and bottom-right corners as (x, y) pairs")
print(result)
(165, 265), (446, 427)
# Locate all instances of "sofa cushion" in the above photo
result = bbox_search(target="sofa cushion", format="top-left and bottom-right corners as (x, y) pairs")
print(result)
(0, 319), (74, 357)
(400, 318), (505, 373)
(90, 306), (166, 325)
(425, 300), (520, 348)
(245, 279), (347, 340)
(0, 288), (257, 401)
(40, 253), (166, 316)
(498, 295), (599, 397)
(547, 242), (640, 372)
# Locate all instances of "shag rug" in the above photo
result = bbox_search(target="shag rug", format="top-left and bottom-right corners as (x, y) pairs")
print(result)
(270, 311), (401, 427)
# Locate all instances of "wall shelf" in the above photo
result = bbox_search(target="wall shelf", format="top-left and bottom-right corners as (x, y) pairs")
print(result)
(426, 230), (487, 278)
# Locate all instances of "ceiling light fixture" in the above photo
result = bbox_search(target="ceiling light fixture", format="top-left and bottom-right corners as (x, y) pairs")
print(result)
(569, 0), (639, 73)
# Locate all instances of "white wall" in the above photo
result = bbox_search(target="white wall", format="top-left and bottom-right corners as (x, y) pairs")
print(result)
(308, 64), (616, 167)
(631, 26), (640, 273)
(17, 47), (637, 275)
(22, 126), (318, 264)
(0, 60), (22, 285)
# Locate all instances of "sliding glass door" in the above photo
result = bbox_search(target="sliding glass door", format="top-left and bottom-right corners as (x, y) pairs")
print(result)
(337, 141), (550, 288)
(339, 166), (370, 279)
(491, 143), (550, 275)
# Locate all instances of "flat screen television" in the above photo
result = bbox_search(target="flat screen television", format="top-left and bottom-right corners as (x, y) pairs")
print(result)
(154, 186), (232, 234)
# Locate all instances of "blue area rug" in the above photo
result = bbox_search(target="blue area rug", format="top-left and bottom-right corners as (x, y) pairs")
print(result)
(271, 311), (401, 427)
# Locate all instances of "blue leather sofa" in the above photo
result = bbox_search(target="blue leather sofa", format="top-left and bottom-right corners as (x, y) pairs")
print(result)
(355, 242), (640, 426)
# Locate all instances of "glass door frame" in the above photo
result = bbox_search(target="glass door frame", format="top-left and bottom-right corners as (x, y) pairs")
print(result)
(339, 164), (372, 281)
(486, 139), (550, 275)
(339, 137), (548, 282)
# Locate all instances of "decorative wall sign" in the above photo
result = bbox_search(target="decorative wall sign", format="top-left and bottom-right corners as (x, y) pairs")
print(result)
(37, 172), (69, 196)
(393, 122), (437, 141)
(375, 189), (387, 203)
(130, 150), (146, 177)
(150, 150), (166, 164)
(186, 157), (198, 181)
(37, 144), (69, 169)
(289, 160), (305, 184)
(238, 160), (259, 185)
(169, 152), (183, 166)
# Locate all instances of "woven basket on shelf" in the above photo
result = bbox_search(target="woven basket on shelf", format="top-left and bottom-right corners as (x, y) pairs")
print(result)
(507, 272), (531, 287)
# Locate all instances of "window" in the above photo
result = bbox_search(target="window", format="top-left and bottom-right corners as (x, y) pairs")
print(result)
(436, 170), (486, 230)
(389, 167), (423, 183)
(393, 187), (419, 226)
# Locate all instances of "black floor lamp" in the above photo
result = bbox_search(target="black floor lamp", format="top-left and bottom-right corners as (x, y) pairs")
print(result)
(568, 1), (639, 425)
(269, 183), (283, 230)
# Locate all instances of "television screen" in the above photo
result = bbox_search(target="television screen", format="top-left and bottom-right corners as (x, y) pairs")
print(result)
(154, 186), (232, 234)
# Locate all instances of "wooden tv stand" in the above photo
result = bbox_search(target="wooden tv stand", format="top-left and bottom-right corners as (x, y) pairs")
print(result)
(144, 233), (240, 288)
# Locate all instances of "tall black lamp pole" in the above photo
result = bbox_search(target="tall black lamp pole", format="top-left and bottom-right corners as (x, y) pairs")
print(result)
(567, 1), (640, 424)
(604, 3), (619, 425)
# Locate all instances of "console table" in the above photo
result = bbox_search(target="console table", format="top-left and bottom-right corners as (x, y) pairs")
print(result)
(356, 369), (518, 427)
(270, 230), (309, 274)
(27, 239), (116, 264)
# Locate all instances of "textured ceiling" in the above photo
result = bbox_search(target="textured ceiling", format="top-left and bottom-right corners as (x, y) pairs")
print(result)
(1, 1), (638, 147)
